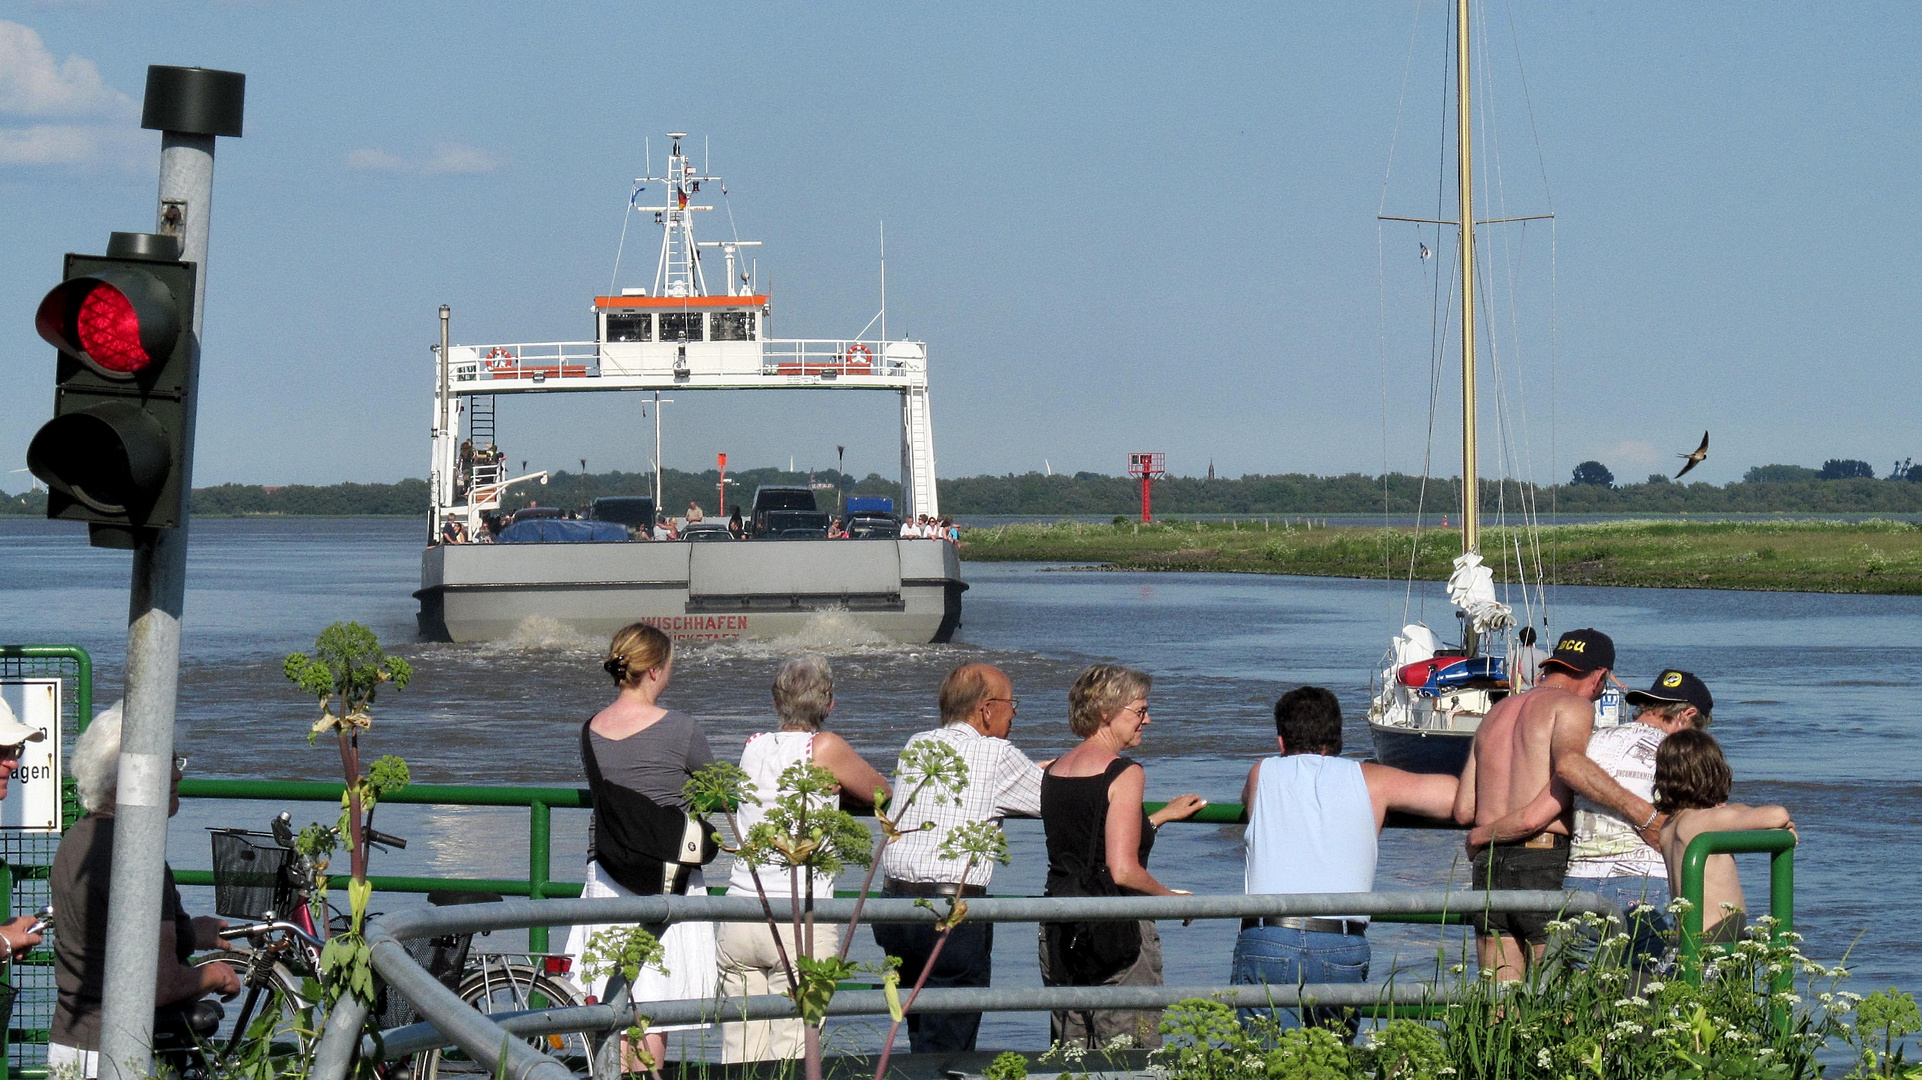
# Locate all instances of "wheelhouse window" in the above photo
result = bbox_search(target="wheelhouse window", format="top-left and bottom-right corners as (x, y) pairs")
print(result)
(710, 311), (756, 341)
(604, 313), (651, 342)
(658, 312), (705, 342)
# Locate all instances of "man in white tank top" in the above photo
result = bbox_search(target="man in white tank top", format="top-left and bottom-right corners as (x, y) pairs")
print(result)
(1234, 687), (1457, 1036)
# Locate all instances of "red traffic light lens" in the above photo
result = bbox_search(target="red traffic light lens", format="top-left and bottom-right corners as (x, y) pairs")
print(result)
(74, 284), (150, 373)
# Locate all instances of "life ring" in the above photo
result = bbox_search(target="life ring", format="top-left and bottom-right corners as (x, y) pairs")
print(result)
(843, 342), (873, 369)
(484, 347), (515, 370)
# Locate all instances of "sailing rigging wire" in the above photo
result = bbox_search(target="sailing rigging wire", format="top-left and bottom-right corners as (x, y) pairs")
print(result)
(1378, 0), (1430, 590)
(609, 187), (639, 297)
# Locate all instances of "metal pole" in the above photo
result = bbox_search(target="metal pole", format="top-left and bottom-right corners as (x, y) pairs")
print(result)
(527, 800), (550, 952)
(434, 306), (450, 539)
(99, 65), (243, 1080)
(653, 391), (663, 511)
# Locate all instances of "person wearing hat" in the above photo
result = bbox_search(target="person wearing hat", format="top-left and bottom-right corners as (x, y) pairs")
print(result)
(0, 699), (47, 958)
(1454, 629), (1663, 980)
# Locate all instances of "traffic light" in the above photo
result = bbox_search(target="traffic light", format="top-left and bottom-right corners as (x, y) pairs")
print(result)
(26, 232), (197, 539)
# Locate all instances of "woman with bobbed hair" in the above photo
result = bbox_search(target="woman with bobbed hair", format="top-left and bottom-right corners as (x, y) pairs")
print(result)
(564, 623), (718, 1066)
(718, 654), (891, 1062)
(1037, 664), (1206, 1050)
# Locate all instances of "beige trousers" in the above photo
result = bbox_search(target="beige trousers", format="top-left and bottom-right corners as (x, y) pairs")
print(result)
(716, 920), (842, 1062)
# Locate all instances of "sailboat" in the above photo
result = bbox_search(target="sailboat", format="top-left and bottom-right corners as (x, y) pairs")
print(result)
(1365, 0), (1561, 774)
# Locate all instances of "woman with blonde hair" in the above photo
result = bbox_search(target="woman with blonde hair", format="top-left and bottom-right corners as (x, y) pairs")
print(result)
(1037, 664), (1206, 1049)
(719, 654), (891, 1062)
(565, 623), (718, 1066)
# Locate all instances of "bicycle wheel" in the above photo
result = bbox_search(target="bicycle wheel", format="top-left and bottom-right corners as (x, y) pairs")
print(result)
(413, 959), (594, 1079)
(190, 951), (318, 1063)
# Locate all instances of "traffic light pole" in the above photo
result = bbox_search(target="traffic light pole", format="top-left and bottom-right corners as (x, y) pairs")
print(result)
(97, 69), (241, 1080)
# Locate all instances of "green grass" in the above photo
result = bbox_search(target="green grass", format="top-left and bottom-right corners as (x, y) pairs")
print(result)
(958, 518), (1922, 594)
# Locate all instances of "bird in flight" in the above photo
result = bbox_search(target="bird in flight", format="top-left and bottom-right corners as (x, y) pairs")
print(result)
(1674, 431), (1710, 478)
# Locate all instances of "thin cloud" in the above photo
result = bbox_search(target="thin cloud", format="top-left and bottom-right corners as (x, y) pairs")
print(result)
(347, 141), (502, 176)
(0, 21), (144, 170)
(1601, 440), (1660, 468)
(0, 21), (135, 118)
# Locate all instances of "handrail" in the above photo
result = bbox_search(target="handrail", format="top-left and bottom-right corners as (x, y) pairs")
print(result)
(312, 889), (1621, 1080)
(1678, 827), (1796, 1025)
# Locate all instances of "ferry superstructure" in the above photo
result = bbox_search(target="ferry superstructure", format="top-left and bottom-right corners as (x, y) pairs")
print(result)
(415, 134), (964, 643)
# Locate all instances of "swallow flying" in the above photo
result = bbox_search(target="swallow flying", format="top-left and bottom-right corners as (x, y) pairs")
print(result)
(1674, 431), (1710, 478)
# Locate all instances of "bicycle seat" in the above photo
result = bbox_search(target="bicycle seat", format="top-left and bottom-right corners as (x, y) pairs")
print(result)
(426, 890), (504, 906)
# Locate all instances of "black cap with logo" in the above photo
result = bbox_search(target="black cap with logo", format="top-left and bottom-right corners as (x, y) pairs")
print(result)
(1624, 669), (1714, 715)
(1540, 628), (1615, 674)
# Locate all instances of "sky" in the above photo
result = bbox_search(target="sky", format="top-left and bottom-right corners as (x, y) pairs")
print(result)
(2, 2), (1918, 491)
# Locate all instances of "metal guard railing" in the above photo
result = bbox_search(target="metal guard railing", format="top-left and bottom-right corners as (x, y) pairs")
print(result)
(314, 890), (1626, 1080)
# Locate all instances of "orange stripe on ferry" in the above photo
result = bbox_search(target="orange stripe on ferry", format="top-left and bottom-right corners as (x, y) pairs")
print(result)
(594, 295), (769, 309)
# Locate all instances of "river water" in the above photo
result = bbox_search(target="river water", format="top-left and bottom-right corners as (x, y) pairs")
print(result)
(2, 517), (1916, 1052)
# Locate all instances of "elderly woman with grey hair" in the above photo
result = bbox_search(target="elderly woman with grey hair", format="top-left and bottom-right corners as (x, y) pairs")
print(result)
(49, 704), (240, 1078)
(718, 654), (891, 1063)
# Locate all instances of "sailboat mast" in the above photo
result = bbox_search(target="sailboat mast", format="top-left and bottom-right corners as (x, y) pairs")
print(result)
(1457, 0), (1479, 562)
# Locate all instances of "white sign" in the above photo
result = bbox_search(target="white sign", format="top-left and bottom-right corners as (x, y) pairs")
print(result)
(0, 680), (63, 833)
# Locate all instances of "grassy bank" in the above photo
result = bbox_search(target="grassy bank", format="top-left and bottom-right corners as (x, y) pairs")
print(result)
(959, 518), (1922, 594)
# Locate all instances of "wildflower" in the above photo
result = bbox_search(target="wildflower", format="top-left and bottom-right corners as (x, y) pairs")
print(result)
(1642, 981), (1666, 994)
(1773, 992), (1802, 1005)
(1536, 1048), (1551, 1068)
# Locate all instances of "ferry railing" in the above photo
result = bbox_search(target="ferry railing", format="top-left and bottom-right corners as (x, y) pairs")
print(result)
(449, 343), (603, 384)
(312, 889), (1624, 1080)
(761, 339), (924, 379)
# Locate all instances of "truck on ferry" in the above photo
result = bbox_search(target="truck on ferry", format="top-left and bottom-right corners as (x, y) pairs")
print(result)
(413, 134), (965, 644)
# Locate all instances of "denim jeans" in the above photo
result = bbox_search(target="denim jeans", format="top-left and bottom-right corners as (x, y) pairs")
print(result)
(1572, 874), (1674, 967)
(1229, 926), (1369, 1036)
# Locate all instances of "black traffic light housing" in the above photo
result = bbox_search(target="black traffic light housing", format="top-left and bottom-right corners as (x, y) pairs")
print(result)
(27, 232), (197, 538)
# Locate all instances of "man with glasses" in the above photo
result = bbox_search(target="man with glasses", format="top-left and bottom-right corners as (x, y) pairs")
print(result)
(874, 663), (1044, 1053)
(0, 699), (49, 957)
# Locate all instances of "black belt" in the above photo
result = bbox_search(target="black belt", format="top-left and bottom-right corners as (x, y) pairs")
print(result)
(1240, 916), (1368, 936)
(883, 877), (987, 899)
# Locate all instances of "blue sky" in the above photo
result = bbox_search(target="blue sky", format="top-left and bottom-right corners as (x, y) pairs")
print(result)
(2, 3), (1918, 490)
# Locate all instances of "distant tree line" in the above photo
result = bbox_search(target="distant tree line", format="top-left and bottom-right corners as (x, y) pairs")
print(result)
(8, 462), (1922, 518)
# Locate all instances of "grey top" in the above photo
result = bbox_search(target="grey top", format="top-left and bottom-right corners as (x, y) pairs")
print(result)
(586, 708), (714, 859)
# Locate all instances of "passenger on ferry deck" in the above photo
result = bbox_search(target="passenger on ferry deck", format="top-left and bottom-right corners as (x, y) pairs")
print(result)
(827, 517), (849, 539)
(719, 655), (891, 1063)
(728, 507), (746, 539)
(941, 516), (959, 542)
(687, 501), (705, 523)
(565, 623), (718, 1067)
(1037, 664), (1204, 1050)
(1455, 629), (1657, 980)
(1232, 687), (1455, 1038)
(873, 663), (1045, 1054)
(440, 520), (466, 545)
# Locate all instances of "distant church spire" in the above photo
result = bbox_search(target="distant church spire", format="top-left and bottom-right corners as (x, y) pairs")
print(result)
(1207, 459), (1215, 481)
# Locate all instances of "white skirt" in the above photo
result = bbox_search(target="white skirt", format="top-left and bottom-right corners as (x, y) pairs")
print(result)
(563, 860), (718, 1032)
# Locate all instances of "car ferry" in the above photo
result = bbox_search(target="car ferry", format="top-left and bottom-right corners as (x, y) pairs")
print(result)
(414, 134), (965, 644)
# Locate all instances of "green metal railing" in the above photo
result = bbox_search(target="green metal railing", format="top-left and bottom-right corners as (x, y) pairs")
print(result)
(173, 780), (591, 952)
(1677, 826), (1796, 1029)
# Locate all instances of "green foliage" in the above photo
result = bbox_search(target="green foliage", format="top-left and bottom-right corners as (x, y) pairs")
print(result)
(1854, 988), (1922, 1077)
(284, 622), (413, 741)
(792, 953), (859, 1026)
(1359, 1020), (1447, 1079)
(1571, 460), (1615, 487)
(318, 932), (374, 1008)
(684, 760), (754, 817)
(737, 762), (876, 880)
(937, 818), (1011, 868)
(581, 924), (668, 986)
(986, 1051), (1030, 1080)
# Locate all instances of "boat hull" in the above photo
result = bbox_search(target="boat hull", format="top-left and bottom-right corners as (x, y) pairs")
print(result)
(1368, 720), (1474, 776)
(416, 537), (966, 644)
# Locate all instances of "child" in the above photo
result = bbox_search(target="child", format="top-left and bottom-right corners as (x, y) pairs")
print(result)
(1653, 729), (1795, 944)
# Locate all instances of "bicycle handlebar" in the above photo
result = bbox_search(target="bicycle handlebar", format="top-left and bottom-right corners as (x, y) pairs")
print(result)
(366, 828), (408, 850)
(218, 920), (325, 950)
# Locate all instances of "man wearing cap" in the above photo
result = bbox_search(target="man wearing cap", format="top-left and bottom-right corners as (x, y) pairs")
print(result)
(1454, 629), (1661, 980)
(0, 700), (48, 958)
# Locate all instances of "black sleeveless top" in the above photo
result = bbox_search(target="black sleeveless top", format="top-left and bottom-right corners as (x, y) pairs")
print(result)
(1041, 756), (1155, 898)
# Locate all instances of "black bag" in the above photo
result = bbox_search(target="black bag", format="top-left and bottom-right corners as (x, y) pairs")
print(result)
(1044, 857), (1143, 983)
(580, 722), (719, 896)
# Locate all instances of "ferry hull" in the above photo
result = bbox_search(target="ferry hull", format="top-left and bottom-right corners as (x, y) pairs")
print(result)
(416, 538), (965, 644)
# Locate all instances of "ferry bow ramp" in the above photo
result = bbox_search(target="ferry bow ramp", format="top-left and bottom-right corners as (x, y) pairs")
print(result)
(412, 132), (965, 644)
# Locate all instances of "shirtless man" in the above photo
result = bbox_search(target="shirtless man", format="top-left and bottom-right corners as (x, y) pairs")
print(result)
(1451, 628), (1659, 979)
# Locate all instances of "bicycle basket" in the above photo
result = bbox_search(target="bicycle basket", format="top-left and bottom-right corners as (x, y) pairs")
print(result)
(209, 829), (295, 920)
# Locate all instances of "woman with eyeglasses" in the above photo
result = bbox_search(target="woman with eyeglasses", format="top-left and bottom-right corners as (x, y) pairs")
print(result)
(1037, 664), (1206, 1050)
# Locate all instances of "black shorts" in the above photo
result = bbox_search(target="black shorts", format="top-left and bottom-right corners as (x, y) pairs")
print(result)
(1470, 835), (1571, 947)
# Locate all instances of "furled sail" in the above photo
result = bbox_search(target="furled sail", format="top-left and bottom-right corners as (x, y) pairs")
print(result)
(1446, 552), (1514, 635)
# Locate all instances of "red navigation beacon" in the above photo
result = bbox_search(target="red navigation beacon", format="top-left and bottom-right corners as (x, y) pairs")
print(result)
(1127, 452), (1165, 523)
